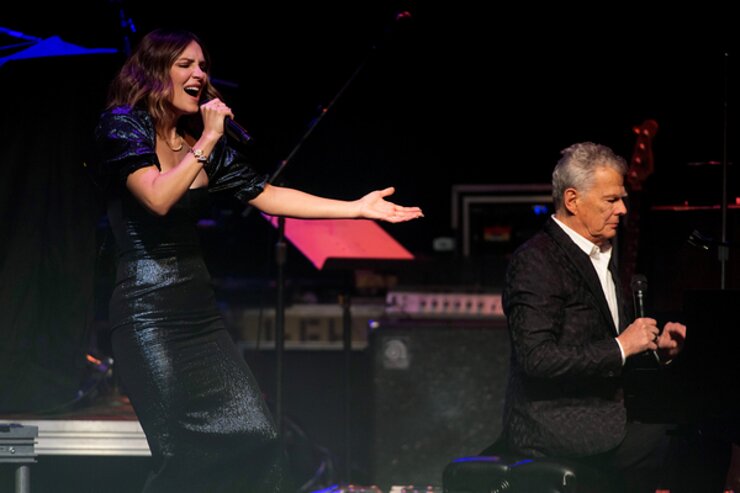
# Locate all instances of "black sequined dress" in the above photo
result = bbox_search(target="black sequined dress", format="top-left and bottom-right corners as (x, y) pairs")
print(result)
(95, 106), (289, 492)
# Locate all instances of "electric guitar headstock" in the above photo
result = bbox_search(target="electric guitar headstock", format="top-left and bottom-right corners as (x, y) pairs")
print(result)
(626, 119), (658, 192)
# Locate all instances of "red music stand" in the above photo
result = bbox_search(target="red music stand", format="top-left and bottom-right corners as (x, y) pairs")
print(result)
(263, 214), (414, 483)
(264, 215), (414, 269)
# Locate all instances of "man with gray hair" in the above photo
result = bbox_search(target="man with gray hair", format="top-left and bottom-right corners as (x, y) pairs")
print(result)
(499, 142), (686, 492)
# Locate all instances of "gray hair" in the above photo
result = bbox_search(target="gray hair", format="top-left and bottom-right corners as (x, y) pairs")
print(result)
(552, 142), (627, 212)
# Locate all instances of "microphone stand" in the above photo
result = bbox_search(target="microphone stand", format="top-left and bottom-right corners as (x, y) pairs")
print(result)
(719, 51), (730, 289)
(688, 51), (733, 289)
(242, 11), (411, 484)
(265, 37), (372, 465)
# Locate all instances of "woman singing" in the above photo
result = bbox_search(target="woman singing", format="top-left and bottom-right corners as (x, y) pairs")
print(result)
(94, 28), (422, 492)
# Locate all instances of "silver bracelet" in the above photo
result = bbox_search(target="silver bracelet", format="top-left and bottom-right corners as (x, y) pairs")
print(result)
(189, 148), (208, 163)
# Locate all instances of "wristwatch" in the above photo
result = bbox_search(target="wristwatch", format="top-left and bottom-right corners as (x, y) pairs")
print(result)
(190, 148), (208, 163)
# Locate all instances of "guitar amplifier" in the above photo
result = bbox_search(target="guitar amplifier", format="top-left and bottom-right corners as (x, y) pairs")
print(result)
(384, 290), (504, 319)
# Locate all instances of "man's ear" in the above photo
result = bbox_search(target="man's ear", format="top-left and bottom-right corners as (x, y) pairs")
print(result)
(563, 188), (578, 215)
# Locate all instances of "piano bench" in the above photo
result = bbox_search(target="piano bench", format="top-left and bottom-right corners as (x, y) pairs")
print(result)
(442, 454), (606, 493)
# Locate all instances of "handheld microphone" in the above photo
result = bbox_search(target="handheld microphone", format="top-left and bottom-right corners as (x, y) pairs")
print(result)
(630, 274), (660, 363)
(631, 274), (648, 318)
(200, 97), (253, 146)
(224, 117), (253, 146)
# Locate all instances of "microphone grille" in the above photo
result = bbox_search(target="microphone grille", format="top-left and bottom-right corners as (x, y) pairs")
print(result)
(630, 274), (648, 291)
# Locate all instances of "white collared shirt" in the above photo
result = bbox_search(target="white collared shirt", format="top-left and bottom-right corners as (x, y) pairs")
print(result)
(552, 215), (625, 364)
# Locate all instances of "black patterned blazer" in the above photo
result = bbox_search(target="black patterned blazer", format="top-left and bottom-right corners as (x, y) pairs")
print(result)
(501, 217), (629, 458)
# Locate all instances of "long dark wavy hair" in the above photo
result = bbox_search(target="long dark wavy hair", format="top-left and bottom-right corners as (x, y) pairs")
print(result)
(106, 28), (222, 132)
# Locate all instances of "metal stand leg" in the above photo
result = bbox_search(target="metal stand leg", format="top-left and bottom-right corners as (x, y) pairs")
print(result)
(1, 423), (37, 493)
(15, 464), (30, 493)
(340, 292), (352, 484)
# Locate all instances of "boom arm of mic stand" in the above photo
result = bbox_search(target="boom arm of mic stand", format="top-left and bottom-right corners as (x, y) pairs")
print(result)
(257, 57), (372, 484)
(240, 8), (410, 217)
(238, 12), (412, 483)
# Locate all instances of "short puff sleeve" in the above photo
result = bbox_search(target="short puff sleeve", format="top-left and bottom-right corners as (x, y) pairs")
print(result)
(205, 139), (268, 203)
(94, 106), (160, 187)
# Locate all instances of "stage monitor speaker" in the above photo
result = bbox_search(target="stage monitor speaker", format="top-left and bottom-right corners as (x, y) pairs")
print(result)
(369, 318), (510, 489)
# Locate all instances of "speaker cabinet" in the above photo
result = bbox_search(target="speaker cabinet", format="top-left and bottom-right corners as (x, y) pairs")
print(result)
(369, 318), (510, 489)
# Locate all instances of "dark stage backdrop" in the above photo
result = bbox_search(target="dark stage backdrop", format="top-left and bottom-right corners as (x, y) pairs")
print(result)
(0, 54), (120, 412)
(2, 0), (740, 456)
(4, 3), (739, 257)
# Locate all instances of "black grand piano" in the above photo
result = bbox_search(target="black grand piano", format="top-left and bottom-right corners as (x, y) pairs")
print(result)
(626, 288), (740, 424)
(621, 181), (740, 490)
(619, 138), (740, 489)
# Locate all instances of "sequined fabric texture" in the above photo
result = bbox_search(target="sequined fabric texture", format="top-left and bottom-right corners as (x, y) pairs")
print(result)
(95, 108), (289, 492)
(502, 218), (627, 458)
